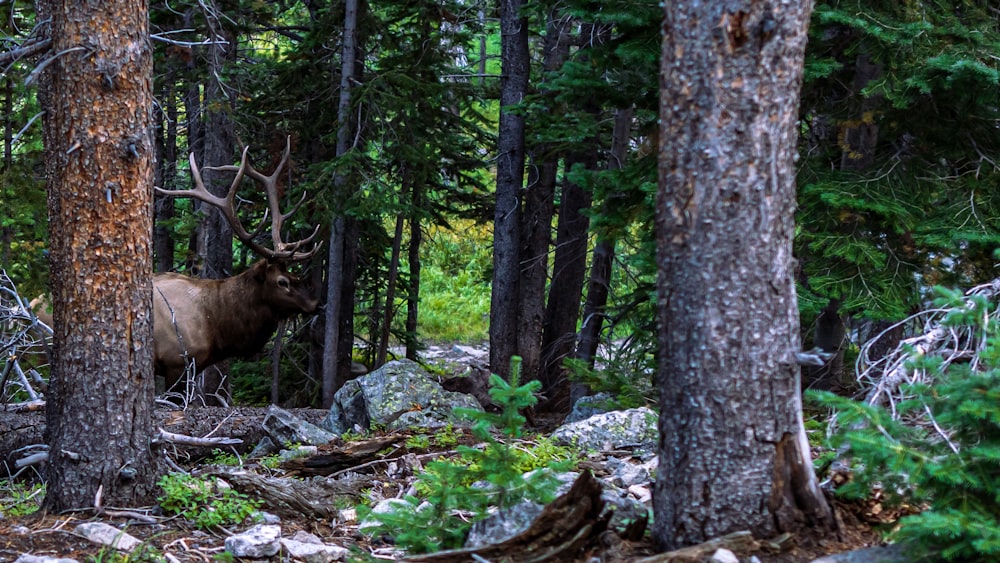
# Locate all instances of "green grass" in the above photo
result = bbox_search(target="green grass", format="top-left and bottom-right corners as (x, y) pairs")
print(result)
(412, 220), (492, 342)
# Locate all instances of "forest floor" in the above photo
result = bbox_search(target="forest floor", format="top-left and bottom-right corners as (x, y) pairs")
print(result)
(0, 342), (892, 562)
(0, 477), (890, 562)
(0, 477), (891, 562)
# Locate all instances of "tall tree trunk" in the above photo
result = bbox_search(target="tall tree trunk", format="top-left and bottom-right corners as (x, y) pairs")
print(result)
(1, 76), (11, 267)
(539, 155), (593, 411)
(572, 107), (634, 404)
(807, 53), (886, 391)
(200, 29), (236, 281)
(490, 0), (530, 379)
(182, 73), (203, 272)
(518, 10), (571, 387)
(654, 1), (834, 549)
(154, 81), (178, 273)
(804, 298), (846, 392)
(405, 192), (421, 361)
(190, 25), (236, 407)
(38, 0), (157, 510)
(537, 22), (606, 411)
(377, 183), (408, 367)
(337, 218), (360, 383)
(323, 0), (361, 406)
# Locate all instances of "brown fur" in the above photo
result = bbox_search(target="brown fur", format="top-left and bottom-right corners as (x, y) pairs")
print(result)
(152, 259), (318, 391)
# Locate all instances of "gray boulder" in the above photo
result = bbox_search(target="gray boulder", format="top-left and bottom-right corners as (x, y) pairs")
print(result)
(321, 359), (482, 434)
(552, 407), (657, 452)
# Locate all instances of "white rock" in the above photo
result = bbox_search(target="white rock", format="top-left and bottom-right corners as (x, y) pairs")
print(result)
(224, 523), (281, 558)
(15, 556), (79, 563)
(710, 548), (740, 563)
(74, 522), (142, 552)
(280, 538), (349, 562)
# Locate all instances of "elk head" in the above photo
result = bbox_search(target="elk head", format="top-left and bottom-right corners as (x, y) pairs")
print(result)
(251, 259), (319, 316)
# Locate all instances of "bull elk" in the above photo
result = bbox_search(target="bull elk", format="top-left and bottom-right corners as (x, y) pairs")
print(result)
(153, 139), (321, 396)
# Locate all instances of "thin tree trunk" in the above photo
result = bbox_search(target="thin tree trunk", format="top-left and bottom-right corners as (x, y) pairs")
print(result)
(574, 106), (633, 377)
(804, 298), (846, 392)
(1, 77), (11, 267)
(405, 196), (421, 361)
(323, 0), (360, 406)
(154, 81), (177, 273)
(490, 0), (530, 379)
(654, 1), (834, 548)
(38, 0), (157, 510)
(201, 29), (236, 281)
(518, 9), (571, 387)
(537, 22), (606, 411)
(377, 186), (407, 367)
(182, 73), (203, 272)
(337, 217), (360, 384)
(271, 320), (285, 405)
(808, 53), (884, 391)
(539, 154), (593, 411)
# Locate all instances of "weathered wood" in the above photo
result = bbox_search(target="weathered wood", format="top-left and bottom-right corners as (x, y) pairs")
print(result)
(209, 470), (363, 520)
(280, 433), (408, 477)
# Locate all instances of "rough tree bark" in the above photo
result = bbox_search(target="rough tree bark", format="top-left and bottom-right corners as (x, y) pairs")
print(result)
(654, 0), (835, 549)
(490, 0), (530, 380)
(37, 0), (158, 510)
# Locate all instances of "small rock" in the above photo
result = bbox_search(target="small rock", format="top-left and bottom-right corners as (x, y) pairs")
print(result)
(605, 456), (652, 488)
(254, 510), (281, 524)
(263, 405), (338, 447)
(564, 392), (617, 424)
(464, 501), (545, 548)
(710, 548), (739, 563)
(248, 435), (279, 458)
(628, 484), (652, 503)
(224, 523), (281, 558)
(75, 522), (142, 552)
(808, 544), (910, 563)
(290, 530), (323, 544)
(280, 538), (349, 562)
(278, 445), (319, 462)
(15, 556), (79, 563)
(337, 507), (357, 524)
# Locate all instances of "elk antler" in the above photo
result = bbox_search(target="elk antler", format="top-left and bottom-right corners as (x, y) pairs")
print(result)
(155, 137), (321, 261)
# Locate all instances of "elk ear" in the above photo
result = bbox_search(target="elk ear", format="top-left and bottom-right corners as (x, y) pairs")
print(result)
(252, 259), (270, 281)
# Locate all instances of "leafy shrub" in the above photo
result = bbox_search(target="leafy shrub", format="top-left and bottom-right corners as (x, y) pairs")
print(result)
(157, 473), (262, 530)
(811, 287), (1000, 561)
(0, 480), (43, 517)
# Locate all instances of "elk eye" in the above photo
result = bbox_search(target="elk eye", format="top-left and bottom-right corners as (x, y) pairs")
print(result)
(278, 277), (290, 289)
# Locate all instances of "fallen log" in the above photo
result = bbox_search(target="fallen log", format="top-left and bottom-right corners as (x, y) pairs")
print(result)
(208, 470), (365, 520)
(0, 406), (330, 469)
